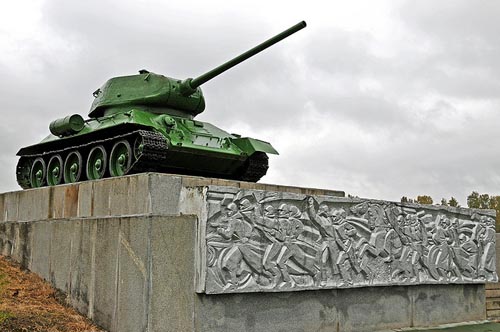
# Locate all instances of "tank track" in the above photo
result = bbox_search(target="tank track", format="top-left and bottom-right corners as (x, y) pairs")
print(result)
(16, 129), (269, 188)
(128, 130), (169, 171)
(16, 130), (168, 188)
(237, 152), (269, 182)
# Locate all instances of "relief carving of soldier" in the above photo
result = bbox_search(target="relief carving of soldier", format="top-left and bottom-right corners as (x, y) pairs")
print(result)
(475, 215), (496, 280)
(259, 203), (317, 288)
(354, 204), (390, 283)
(211, 201), (267, 290)
(204, 190), (497, 293)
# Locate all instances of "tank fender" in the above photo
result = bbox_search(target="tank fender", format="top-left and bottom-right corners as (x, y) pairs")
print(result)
(231, 137), (278, 155)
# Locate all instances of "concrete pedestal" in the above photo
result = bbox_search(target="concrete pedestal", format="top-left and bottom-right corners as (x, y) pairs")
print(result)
(0, 174), (491, 332)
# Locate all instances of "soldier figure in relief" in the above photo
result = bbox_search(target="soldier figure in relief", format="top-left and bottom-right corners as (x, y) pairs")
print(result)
(216, 202), (261, 289)
(355, 204), (389, 283)
(400, 213), (429, 282)
(446, 217), (465, 281)
(476, 216), (496, 280)
(306, 199), (359, 286)
(330, 207), (360, 284)
(260, 203), (315, 288)
(431, 216), (451, 281)
(307, 201), (342, 286)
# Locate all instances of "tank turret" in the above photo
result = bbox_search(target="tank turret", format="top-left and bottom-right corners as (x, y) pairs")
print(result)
(89, 21), (306, 119)
(16, 21), (306, 189)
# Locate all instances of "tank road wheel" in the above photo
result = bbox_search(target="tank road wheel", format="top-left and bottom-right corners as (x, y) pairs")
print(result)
(64, 151), (83, 184)
(30, 157), (46, 188)
(133, 136), (144, 160)
(109, 140), (132, 177)
(86, 145), (107, 180)
(47, 155), (64, 186)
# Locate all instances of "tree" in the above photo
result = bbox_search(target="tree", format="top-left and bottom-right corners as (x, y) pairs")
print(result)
(448, 197), (459, 207)
(489, 196), (500, 211)
(467, 191), (499, 231)
(400, 196), (414, 204)
(479, 194), (491, 209)
(440, 198), (448, 206)
(416, 195), (433, 205)
(467, 191), (480, 208)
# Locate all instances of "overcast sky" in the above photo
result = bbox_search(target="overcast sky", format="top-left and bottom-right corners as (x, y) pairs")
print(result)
(1, 0), (499, 205)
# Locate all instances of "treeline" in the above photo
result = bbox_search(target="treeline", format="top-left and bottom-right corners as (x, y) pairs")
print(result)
(400, 195), (460, 207)
(400, 191), (500, 230)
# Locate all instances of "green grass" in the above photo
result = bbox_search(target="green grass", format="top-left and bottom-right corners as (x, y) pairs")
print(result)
(0, 272), (13, 323)
(0, 311), (12, 324)
(0, 273), (8, 293)
(0, 273), (7, 285)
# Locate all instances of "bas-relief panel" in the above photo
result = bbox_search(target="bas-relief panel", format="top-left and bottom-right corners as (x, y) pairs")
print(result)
(201, 188), (497, 294)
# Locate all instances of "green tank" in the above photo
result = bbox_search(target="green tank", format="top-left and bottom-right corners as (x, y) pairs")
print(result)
(15, 21), (307, 189)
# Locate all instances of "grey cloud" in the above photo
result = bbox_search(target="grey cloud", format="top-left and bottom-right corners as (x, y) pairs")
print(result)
(397, 1), (500, 98)
(1, 1), (499, 206)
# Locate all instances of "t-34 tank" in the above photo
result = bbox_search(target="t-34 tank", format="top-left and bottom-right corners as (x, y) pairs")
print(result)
(15, 21), (306, 189)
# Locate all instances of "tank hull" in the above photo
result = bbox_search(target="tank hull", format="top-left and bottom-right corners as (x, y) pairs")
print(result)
(16, 109), (276, 189)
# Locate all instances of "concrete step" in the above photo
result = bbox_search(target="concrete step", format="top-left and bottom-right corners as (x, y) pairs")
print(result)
(486, 298), (500, 310)
(485, 289), (500, 298)
(486, 311), (500, 320)
(485, 282), (500, 290)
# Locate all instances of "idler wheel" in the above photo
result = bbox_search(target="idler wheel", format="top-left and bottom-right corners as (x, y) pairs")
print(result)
(30, 157), (46, 188)
(64, 151), (83, 184)
(16, 158), (32, 189)
(47, 155), (64, 186)
(86, 145), (107, 180)
(109, 140), (132, 177)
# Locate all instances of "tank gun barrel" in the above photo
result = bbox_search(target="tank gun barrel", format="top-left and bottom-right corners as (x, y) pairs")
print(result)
(180, 21), (306, 96)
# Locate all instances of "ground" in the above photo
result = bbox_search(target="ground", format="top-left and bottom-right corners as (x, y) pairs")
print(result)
(0, 255), (105, 332)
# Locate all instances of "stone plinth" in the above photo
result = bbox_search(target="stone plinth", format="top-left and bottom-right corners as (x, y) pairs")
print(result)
(0, 173), (494, 332)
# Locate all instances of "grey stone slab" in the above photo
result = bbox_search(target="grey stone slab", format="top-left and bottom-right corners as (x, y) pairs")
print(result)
(0, 223), (15, 256)
(194, 284), (485, 332)
(412, 284), (485, 326)
(49, 220), (73, 292)
(0, 194), (5, 222)
(338, 286), (411, 332)
(496, 233), (500, 283)
(29, 221), (52, 281)
(93, 217), (120, 331)
(151, 215), (197, 332)
(116, 217), (150, 332)
(110, 177), (132, 216)
(78, 182), (94, 218)
(92, 179), (113, 217)
(196, 291), (341, 332)
(69, 219), (93, 316)
(63, 184), (80, 218)
(12, 222), (31, 269)
(46, 184), (79, 219)
(4, 191), (19, 222)
(201, 187), (497, 294)
(18, 189), (50, 221)
(149, 174), (183, 215)
(49, 186), (65, 219)
(126, 174), (150, 216)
